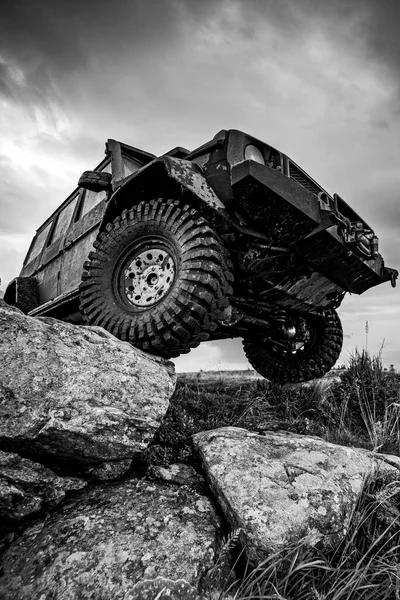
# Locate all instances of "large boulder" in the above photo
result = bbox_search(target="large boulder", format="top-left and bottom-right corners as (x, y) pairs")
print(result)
(0, 301), (176, 478)
(0, 477), (221, 599)
(192, 427), (400, 562)
(0, 450), (85, 524)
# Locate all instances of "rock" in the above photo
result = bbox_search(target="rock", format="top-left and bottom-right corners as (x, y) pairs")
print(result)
(0, 301), (176, 476)
(82, 458), (133, 481)
(151, 463), (207, 493)
(127, 577), (202, 600)
(0, 450), (86, 523)
(0, 478), (221, 599)
(192, 427), (400, 562)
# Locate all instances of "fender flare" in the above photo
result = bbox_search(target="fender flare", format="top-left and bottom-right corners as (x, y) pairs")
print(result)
(100, 156), (229, 231)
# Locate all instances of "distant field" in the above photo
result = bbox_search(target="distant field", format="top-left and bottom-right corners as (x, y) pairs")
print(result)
(178, 369), (263, 383)
(178, 369), (346, 384)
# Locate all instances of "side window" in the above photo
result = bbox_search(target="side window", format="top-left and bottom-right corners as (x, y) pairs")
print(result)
(47, 194), (79, 245)
(80, 161), (112, 218)
(123, 156), (141, 177)
(26, 222), (52, 263)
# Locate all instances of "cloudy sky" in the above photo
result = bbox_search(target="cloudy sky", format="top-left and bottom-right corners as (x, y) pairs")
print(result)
(1, 0), (399, 371)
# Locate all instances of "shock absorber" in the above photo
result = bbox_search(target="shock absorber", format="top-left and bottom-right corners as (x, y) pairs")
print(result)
(370, 236), (379, 258)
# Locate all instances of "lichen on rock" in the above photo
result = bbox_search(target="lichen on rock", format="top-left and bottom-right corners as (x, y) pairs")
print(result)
(0, 300), (176, 477)
(0, 450), (86, 524)
(0, 477), (221, 599)
(192, 426), (400, 562)
(127, 577), (202, 600)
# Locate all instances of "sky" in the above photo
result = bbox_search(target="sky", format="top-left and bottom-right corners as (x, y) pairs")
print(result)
(0, 0), (399, 372)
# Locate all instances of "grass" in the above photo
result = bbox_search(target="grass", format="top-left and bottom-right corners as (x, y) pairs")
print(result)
(144, 349), (400, 471)
(212, 471), (400, 600)
(329, 351), (400, 454)
(143, 349), (400, 599)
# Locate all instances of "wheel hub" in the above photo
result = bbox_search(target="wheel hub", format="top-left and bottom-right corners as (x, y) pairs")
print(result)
(123, 248), (176, 308)
(275, 317), (313, 355)
(254, 316), (314, 356)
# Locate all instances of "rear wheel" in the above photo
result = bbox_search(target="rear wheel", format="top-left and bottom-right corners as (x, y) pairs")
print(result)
(243, 309), (343, 383)
(80, 198), (233, 358)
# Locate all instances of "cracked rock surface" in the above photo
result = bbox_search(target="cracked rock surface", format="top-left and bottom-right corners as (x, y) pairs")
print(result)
(193, 427), (400, 562)
(0, 301), (176, 477)
(0, 478), (221, 599)
(0, 450), (86, 523)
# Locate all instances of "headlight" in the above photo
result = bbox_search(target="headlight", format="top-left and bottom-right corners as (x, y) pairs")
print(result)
(244, 145), (265, 165)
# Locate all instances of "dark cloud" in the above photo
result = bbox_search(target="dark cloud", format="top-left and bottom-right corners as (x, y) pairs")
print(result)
(0, 62), (16, 99)
(1, 0), (399, 141)
(0, 0), (164, 68)
(1, 0), (399, 371)
(0, 0), (183, 112)
(349, 0), (400, 75)
(0, 0), (218, 90)
(2, 0), (400, 79)
(313, 0), (400, 82)
(244, 0), (400, 90)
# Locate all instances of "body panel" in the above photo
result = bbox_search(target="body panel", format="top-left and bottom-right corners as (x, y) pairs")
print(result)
(5, 129), (397, 322)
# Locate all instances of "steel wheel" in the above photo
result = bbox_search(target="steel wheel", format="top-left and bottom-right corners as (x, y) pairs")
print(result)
(243, 309), (343, 383)
(80, 198), (234, 358)
(115, 243), (176, 310)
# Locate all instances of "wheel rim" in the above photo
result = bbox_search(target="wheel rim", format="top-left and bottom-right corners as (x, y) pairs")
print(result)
(118, 244), (176, 309)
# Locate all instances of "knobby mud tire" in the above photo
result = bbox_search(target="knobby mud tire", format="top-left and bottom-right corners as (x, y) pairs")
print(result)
(79, 198), (233, 358)
(243, 309), (343, 383)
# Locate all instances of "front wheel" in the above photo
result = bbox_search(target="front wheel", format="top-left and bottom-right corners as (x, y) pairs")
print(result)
(79, 198), (233, 358)
(243, 309), (343, 383)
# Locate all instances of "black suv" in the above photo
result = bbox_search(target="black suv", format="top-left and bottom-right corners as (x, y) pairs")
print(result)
(4, 130), (397, 383)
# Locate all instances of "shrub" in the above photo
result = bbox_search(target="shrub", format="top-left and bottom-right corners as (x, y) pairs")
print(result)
(329, 350), (400, 453)
(153, 355), (400, 598)
(146, 351), (400, 472)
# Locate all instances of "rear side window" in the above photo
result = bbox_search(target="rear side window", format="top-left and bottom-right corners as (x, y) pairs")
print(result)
(48, 194), (79, 245)
(80, 161), (112, 217)
(26, 222), (52, 262)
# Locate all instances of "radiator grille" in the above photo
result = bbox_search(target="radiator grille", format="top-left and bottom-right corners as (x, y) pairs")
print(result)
(289, 162), (322, 196)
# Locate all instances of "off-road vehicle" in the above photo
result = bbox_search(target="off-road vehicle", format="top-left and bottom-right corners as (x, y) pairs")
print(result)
(4, 130), (398, 383)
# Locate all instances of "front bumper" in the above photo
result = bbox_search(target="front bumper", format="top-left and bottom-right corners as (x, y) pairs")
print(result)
(231, 160), (397, 295)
